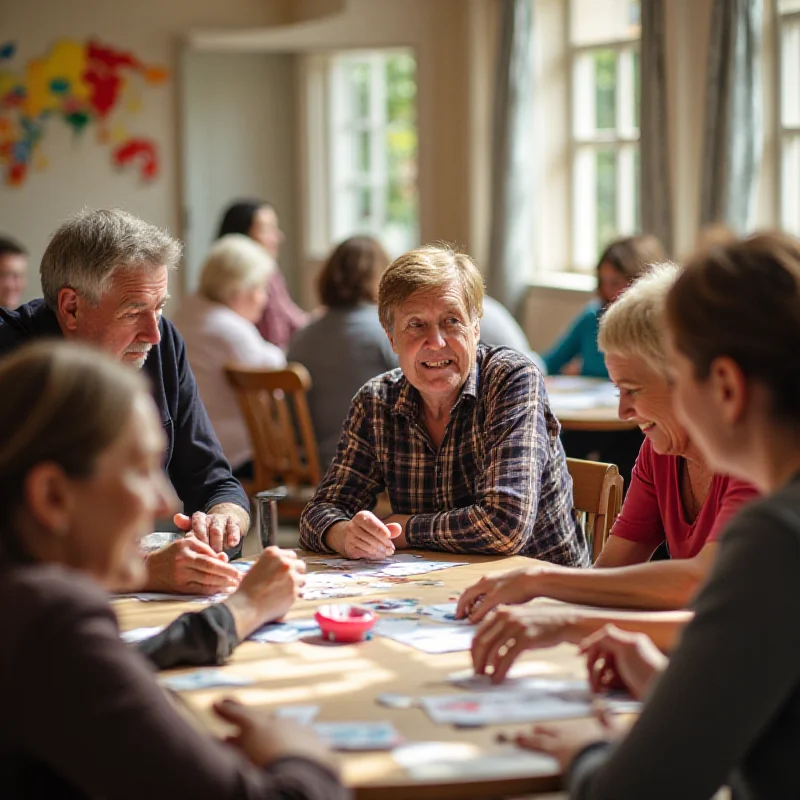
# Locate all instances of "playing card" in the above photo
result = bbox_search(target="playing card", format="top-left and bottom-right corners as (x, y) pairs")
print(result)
(248, 618), (320, 643)
(158, 669), (255, 691)
(273, 705), (320, 725)
(313, 721), (403, 751)
(120, 625), (165, 644)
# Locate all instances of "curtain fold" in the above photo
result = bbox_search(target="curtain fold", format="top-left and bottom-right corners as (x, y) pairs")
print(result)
(640, 0), (674, 254)
(699, 0), (763, 233)
(487, 0), (535, 313)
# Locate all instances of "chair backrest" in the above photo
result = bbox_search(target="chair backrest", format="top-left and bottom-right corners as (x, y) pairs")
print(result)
(225, 363), (321, 494)
(566, 457), (624, 561)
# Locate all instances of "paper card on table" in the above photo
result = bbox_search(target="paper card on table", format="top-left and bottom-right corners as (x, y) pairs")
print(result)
(374, 618), (475, 653)
(273, 705), (320, 725)
(361, 597), (419, 614)
(120, 625), (165, 644)
(159, 669), (255, 692)
(230, 560), (254, 573)
(392, 741), (559, 780)
(417, 602), (467, 624)
(248, 618), (320, 643)
(313, 721), (403, 751)
(421, 677), (597, 726)
(115, 591), (229, 604)
(306, 554), (467, 579)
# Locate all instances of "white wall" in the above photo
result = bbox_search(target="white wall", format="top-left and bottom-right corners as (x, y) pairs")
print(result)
(180, 52), (299, 294)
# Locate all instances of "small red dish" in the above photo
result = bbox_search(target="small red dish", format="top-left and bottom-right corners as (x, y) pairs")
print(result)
(315, 604), (377, 643)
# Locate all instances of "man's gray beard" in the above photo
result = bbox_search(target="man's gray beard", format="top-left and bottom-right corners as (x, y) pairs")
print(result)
(124, 345), (152, 370)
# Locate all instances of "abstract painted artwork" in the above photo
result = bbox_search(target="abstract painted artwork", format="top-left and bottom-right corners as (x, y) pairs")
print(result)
(0, 39), (168, 186)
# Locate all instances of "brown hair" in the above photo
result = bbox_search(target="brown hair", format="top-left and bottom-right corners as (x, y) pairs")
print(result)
(666, 231), (800, 423)
(317, 236), (390, 308)
(378, 243), (485, 331)
(598, 234), (666, 280)
(0, 342), (147, 561)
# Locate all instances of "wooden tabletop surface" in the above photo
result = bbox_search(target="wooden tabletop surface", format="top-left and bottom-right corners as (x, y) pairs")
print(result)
(545, 375), (637, 432)
(113, 551), (590, 799)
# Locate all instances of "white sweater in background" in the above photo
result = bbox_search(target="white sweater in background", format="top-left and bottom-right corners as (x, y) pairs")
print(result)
(172, 293), (286, 470)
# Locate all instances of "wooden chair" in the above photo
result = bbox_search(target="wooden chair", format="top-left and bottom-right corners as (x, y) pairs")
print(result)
(225, 363), (321, 521)
(566, 457), (624, 561)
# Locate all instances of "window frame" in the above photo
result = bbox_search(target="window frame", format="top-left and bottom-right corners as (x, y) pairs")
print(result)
(776, 3), (800, 237)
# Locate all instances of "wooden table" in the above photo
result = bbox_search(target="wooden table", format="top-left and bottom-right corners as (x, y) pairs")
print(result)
(114, 551), (587, 799)
(545, 375), (637, 433)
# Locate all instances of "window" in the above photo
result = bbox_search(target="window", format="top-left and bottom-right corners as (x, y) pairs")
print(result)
(327, 49), (419, 256)
(569, 0), (641, 270)
(778, 0), (800, 236)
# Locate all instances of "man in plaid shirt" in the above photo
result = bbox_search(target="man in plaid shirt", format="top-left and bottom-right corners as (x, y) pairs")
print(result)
(299, 245), (589, 567)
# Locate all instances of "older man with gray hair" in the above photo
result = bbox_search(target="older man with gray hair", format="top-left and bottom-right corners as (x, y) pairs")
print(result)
(0, 209), (250, 595)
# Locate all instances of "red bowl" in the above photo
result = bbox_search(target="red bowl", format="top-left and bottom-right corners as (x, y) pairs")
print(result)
(315, 604), (377, 643)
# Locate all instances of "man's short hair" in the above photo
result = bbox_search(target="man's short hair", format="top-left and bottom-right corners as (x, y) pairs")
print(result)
(40, 208), (183, 309)
(0, 236), (27, 259)
(378, 243), (485, 332)
(598, 262), (682, 372)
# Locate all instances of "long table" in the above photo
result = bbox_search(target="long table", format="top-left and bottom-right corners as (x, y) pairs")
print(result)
(114, 552), (588, 799)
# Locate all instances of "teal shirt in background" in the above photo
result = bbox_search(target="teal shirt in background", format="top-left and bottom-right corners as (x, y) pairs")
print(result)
(543, 299), (608, 378)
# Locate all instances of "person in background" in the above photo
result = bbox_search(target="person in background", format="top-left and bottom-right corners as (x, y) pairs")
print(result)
(0, 341), (345, 800)
(300, 244), (589, 566)
(0, 209), (249, 595)
(0, 236), (28, 309)
(479, 295), (547, 373)
(515, 232), (800, 800)
(173, 234), (286, 481)
(217, 199), (308, 350)
(287, 236), (398, 469)
(460, 264), (758, 677)
(544, 234), (666, 378)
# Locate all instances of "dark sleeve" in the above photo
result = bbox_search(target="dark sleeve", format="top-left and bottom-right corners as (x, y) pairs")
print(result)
(567, 505), (800, 800)
(166, 323), (249, 537)
(136, 603), (240, 670)
(16, 588), (348, 800)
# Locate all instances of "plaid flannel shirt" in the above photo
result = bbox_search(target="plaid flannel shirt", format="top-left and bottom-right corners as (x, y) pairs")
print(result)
(300, 345), (589, 565)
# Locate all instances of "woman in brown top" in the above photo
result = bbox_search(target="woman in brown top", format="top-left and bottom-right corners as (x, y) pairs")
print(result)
(0, 341), (348, 800)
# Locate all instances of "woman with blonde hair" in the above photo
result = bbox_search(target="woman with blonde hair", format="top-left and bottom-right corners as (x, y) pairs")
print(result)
(173, 234), (286, 478)
(0, 341), (344, 799)
(515, 232), (800, 799)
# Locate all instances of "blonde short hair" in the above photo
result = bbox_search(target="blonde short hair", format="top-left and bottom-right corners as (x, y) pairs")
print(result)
(378, 243), (484, 331)
(198, 234), (276, 306)
(598, 262), (682, 371)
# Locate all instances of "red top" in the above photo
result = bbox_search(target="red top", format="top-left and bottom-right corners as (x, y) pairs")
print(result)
(256, 270), (308, 350)
(611, 438), (759, 559)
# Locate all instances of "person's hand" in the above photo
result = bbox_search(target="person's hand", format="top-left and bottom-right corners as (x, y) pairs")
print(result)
(456, 567), (545, 622)
(213, 698), (336, 771)
(144, 536), (242, 595)
(225, 548), (308, 639)
(512, 717), (614, 771)
(472, 606), (583, 683)
(326, 511), (402, 560)
(580, 624), (668, 700)
(174, 510), (241, 553)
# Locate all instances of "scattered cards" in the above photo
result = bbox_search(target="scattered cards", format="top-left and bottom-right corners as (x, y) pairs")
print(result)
(273, 705), (320, 725)
(313, 721), (403, 751)
(248, 618), (320, 643)
(159, 669), (255, 692)
(374, 618), (475, 653)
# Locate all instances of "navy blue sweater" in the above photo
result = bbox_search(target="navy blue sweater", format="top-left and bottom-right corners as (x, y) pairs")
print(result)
(0, 300), (249, 524)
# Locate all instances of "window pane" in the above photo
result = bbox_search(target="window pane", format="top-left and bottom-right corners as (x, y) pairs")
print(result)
(356, 186), (372, 224)
(571, 0), (640, 46)
(779, 0), (800, 13)
(632, 50), (640, 129)
(356, 131), (371, 173)
(782, 134), (800, 236)
(782, 21), (800, 127)
(596, 149), (618, 256)
(594, 50), (617, 131)
(345, 61), (370, 121)
(386, 53), (416, 125)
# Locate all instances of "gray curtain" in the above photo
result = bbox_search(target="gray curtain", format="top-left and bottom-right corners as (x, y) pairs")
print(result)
(640, 0), (674, 254)
(487, 0), (535, 313)
(700, 0), (763, 233)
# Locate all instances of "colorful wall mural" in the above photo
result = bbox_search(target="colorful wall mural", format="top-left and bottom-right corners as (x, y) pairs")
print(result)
(0, 39), (169, 187)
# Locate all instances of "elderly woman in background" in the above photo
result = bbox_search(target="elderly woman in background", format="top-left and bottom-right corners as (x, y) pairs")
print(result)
(173, 234), (286, 480)
(516, 232), (800, 800)
(0, 342), (344, 800)
(287, 236), (398, 469)
(459, 264), (758, 678)
(217, 199), (307, 349)
(299, 244), (589, 566)
(544, 234), (665, 378)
